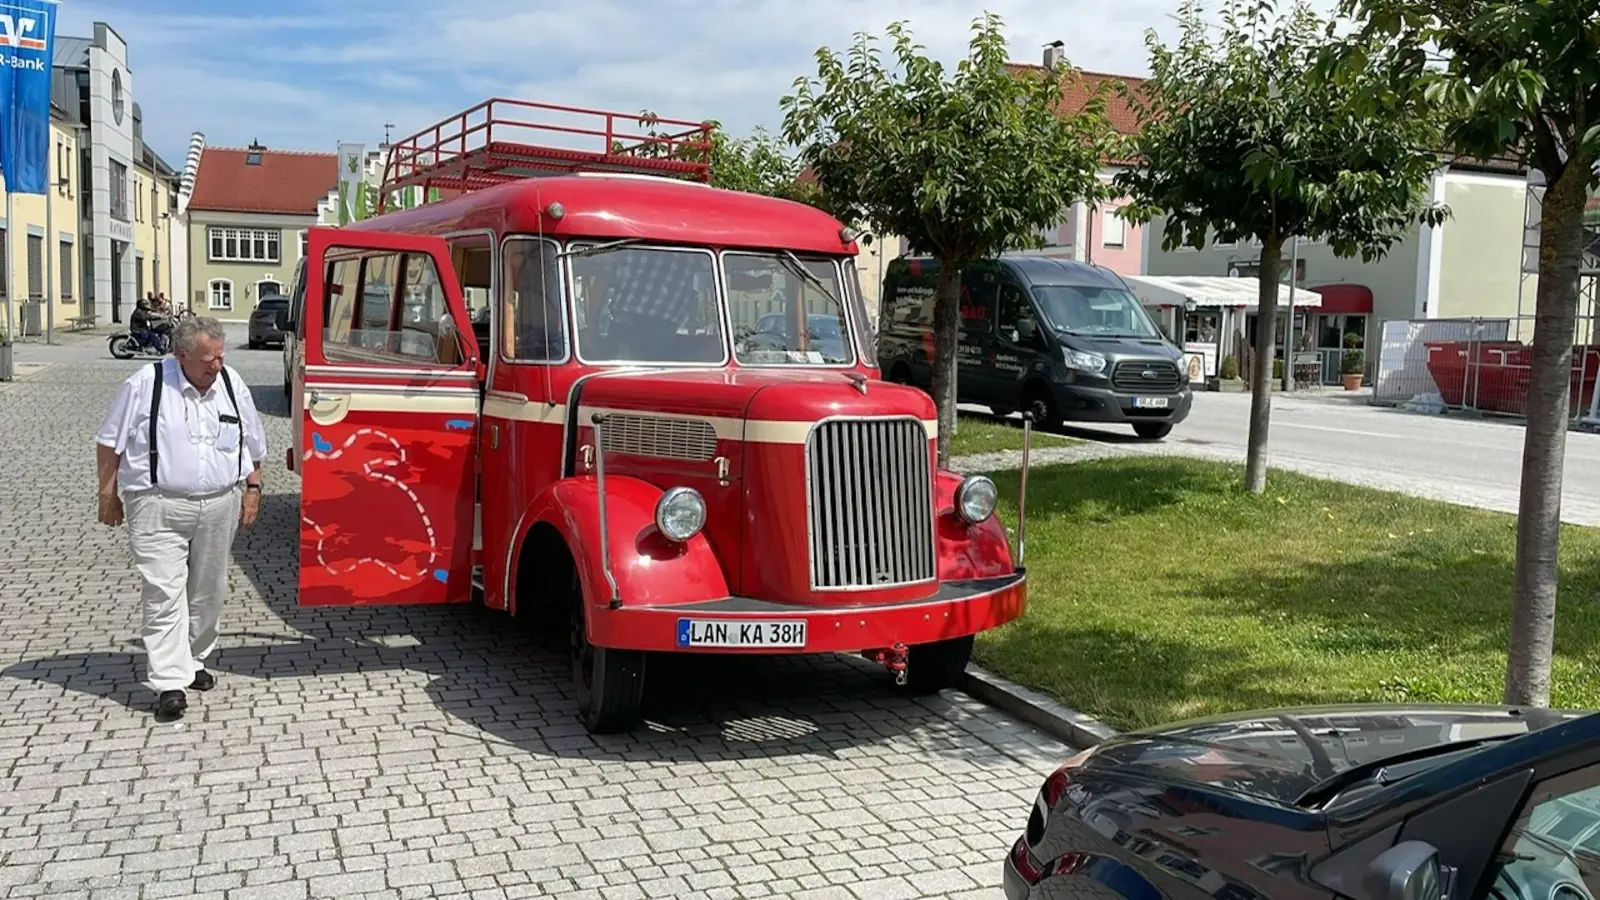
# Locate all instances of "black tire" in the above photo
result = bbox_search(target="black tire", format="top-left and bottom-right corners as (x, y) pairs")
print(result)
(887, 363), (914, 386)
(108, 335), (136, 360)
(569, 573), (645, 733)
(247, 338), (260, 350)
(1024, 385), (1059, 429)
(902, 634), (974, 694)
(1133, 422), (1173, 440)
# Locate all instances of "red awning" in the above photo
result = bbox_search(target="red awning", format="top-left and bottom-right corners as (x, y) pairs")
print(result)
(1308, 284), (1373, 315)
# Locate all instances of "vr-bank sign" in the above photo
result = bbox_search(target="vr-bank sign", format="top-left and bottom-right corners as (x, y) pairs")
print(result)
(0, 5), (47, 70)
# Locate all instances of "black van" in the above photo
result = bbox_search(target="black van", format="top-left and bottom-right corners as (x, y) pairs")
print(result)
(877, 255), (1191, 439)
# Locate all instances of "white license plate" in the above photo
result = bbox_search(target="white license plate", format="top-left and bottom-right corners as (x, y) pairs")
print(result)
(676, 618), (807, 648)
(1132, 396), (1170, 409)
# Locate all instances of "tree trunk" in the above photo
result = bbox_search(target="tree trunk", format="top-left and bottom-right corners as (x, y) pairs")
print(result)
(930, 259), (962, 467)
(1244, 233), (1283, 494)
(1504, 158), (1591, 707)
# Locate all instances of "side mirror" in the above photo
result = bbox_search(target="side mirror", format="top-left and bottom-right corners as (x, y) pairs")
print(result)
(1017, 318), (1037, 342)
(275, 309), (290, 332)
(1363, 842), (1449, 900)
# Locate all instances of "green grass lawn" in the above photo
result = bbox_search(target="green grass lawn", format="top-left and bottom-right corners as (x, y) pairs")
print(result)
(947, 414), (1078, 458)
(975, 457), (1600, 732)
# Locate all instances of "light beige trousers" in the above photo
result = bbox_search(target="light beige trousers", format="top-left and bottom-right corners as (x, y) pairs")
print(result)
(125, 485), (242, 693)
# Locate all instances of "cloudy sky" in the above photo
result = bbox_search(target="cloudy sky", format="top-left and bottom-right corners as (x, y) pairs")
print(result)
(59, 0), (1338, 166)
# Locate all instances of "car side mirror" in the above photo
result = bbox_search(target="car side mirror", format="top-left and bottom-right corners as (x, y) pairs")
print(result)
(1017, 318), (1037, 342)
(275, 309), (290, 332)
(1363, 842), (1449, 900)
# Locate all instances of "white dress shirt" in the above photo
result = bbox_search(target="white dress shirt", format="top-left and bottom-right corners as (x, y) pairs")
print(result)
(96, 358), (269, 496)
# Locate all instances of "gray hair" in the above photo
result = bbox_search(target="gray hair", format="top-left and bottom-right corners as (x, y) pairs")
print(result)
(173, 315), (227, 355)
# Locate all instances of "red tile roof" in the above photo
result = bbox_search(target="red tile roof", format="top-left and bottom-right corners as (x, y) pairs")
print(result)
(1004, 64), (1149, 139)
(189, 146), (338, 215)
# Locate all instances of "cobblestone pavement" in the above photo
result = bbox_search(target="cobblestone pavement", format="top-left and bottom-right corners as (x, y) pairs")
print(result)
(0, 340), (1071, 900)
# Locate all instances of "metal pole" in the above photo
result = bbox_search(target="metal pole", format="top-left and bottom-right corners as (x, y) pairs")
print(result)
(1282, 236), (1298, 391)
(44, 168), (53, 344)
(1016, 412), (1032, 567)
(3, 191), (12, 347)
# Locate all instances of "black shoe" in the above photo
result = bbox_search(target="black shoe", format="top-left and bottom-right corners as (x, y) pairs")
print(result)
(190, 670), (215, 692)
(155, 690), (187, 721)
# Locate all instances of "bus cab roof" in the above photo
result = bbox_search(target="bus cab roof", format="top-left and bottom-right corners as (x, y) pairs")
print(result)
(343, 173), (858, 256)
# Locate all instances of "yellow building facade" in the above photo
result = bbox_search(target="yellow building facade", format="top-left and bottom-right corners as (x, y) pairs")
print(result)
(0, 110), (85, 339)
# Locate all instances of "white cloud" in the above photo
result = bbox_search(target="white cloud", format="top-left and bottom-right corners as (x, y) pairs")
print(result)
(60, 0), (1341, 166)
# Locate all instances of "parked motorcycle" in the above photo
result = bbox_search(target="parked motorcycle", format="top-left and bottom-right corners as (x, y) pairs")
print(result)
(107, 308), (191, 359)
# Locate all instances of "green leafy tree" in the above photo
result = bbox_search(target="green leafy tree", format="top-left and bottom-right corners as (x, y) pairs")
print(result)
(618, 113), (816, 202)
(780, 13), (1117, 465)
(1114, 0), (1448, 494)
(1332, 0), (1600, 707)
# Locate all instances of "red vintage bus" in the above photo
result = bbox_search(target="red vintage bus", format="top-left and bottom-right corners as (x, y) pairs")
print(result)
(279, 98), (1032, 732)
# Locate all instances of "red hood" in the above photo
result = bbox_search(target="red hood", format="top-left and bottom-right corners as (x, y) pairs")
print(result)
(574, 368), (937, 426)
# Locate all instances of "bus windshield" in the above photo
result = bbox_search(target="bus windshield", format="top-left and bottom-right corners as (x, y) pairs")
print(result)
(568, 243), (726, 364)
(725, 252), (854, 366)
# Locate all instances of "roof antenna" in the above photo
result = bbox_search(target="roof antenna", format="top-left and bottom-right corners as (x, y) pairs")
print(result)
(382, 122), (395, 147)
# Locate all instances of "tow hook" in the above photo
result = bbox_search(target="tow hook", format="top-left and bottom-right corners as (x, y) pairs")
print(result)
(873, 643), (910, 685)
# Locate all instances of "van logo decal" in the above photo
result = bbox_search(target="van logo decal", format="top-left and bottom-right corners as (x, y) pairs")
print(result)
(1141, 369), (1159, 379)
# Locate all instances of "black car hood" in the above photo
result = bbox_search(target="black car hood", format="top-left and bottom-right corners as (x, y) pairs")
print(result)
(1078, 703), (1580, 805)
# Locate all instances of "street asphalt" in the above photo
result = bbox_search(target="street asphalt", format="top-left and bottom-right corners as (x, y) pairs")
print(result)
(961, 388), (1600, 526)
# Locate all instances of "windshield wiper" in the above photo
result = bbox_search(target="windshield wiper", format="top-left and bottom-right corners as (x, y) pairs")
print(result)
(777, 249), (843, 306)
(557, 238), (642, 260)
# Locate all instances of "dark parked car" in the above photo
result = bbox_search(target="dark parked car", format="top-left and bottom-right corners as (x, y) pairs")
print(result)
(1005, 703), (1600, 900)
(249, 295), (290, 349)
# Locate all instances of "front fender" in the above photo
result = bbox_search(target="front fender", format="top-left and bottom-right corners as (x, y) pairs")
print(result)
(935, 469), (1016, 580)
(523, 475), (731, 614)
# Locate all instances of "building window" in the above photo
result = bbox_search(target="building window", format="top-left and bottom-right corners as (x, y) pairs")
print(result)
(109, 160), (129, 220)
(0, 229), (7, 299)
(26, 235), (42, 300)
(136, 258), (144, 301)
(207, 226), (281, 263)
(299, 230), (308, 259)
(59, 242), (72, 301)
(133, 175), (142, 222)
(55, 140), (68, 194)
(1102, 207), (1126, 248)
(257, 279), (282, 299)
(208, 279), (233, 311)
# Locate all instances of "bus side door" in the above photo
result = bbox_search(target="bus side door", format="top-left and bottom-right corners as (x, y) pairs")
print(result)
(296, 227), (484, 607)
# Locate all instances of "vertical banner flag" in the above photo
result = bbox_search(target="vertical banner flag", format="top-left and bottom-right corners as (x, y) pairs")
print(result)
(336, 142), (364, 225)
(0, 0), (57, 194)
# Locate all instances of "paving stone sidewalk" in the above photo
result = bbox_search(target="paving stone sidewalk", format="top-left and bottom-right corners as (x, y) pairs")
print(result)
(0, 344), (1069, 899)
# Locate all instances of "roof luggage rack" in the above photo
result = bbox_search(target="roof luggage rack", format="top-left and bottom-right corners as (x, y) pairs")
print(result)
(376, 98), (715, 212)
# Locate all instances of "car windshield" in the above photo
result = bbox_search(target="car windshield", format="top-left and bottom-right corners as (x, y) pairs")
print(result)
(725, 252), (854, 365)
(568, 243), (726, 364)
(1033, 284), (1161, 339)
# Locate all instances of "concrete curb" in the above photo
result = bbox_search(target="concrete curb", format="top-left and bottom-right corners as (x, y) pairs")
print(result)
(961, 663), (1118, 747)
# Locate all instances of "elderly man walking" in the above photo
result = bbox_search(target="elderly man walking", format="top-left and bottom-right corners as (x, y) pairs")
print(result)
(94, 316), (267, 720)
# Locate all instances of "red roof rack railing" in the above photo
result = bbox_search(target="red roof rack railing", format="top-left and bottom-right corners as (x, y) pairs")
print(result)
(376, 98), (715, 211)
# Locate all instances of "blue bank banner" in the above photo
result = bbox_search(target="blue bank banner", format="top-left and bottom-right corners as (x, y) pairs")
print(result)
(0, 0), (55, 195)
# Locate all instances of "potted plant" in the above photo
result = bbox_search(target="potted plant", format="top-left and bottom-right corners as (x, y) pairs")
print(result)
(1340, 332), (1364, 390)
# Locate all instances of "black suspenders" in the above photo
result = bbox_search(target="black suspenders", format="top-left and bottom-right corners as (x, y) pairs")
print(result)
(148, 361), (164, 489)
(146, 361), (246, 489)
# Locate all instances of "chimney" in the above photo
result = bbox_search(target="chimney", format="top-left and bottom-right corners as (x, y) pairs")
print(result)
(1043, 40), (1065, 68)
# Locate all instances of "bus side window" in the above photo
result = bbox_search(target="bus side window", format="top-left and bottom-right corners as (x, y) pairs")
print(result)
(448, 236), (493, 353)
(501, 237), (565, 362)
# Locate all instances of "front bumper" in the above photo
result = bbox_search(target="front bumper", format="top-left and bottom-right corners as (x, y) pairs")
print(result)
(589, 571), (1027, 652)
(1052, 382), (1193, 424)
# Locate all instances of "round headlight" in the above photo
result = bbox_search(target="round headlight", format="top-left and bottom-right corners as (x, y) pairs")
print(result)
(955, 475), (998, 523)
(655, 487), (707, 542)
